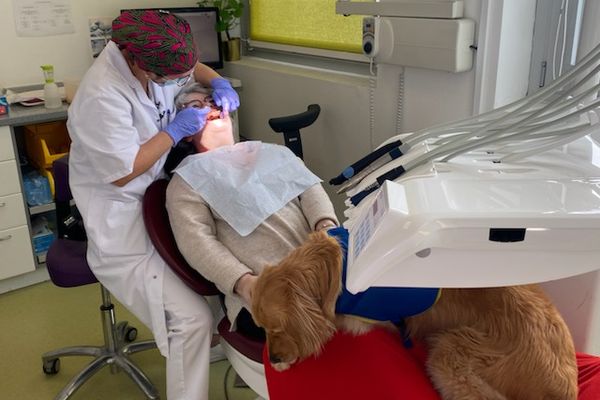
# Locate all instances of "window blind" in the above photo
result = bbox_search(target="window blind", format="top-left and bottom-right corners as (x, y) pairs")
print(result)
(249, 0), (365, 53)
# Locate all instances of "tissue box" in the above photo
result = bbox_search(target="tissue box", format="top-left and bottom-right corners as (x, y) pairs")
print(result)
(31, 216), (55, 254)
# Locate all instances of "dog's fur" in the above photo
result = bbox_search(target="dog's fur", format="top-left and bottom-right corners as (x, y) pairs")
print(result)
(252, 231), (578, 400)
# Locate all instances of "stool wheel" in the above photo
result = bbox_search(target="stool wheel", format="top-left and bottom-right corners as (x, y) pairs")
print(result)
(125, 327), (138, 342)
(116, 321), (138, 343)
(43, 358), (60, 375)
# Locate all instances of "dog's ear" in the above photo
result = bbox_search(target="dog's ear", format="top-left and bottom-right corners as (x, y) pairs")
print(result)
(305, 231), (343, 322)
(252, 263), (285, 324)
(286, 277), (337, 357)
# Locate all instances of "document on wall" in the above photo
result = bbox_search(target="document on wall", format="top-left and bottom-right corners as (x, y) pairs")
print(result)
(13, 0), (75, 37)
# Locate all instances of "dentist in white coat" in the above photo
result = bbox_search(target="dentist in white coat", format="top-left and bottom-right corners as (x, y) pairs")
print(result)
(66, 10), (240, 400)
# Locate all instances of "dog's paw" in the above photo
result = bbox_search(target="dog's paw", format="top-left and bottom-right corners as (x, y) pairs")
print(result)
(272, 361), (293, 372)
(336, 315), (375, 336)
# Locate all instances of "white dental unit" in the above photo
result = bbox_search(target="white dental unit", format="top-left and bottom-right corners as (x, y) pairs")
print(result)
(334, 1), (600, 353)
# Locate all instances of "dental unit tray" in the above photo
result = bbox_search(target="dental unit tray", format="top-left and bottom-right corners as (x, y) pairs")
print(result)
(344, 136), (600, 293)
(338, 41), (600, 294)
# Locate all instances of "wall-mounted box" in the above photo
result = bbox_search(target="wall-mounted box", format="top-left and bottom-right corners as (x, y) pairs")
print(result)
(375, 17), (475, 73)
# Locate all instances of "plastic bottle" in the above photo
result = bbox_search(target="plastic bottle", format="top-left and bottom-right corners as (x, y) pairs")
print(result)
(41, 65), (62, 109)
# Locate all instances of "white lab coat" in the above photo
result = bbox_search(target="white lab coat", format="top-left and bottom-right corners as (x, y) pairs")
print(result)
(67, 41), (182, 356)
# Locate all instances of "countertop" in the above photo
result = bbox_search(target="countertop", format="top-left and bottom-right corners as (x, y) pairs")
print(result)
(0, 103), (68, 127)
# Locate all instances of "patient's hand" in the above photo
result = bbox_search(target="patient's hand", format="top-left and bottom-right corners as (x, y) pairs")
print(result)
(235, 273), (258, 305)
(315, 218), (337, 232)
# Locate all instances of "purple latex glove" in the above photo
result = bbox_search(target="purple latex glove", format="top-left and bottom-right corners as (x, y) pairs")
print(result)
(211, 77), (240, 114)
(164, 107), (211, 145)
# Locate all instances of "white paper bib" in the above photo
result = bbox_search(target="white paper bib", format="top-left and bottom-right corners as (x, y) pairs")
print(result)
(174, 141), (321, 236)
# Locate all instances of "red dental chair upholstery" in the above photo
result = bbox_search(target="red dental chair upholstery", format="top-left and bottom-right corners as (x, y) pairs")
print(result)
(264, 330), (600, 400)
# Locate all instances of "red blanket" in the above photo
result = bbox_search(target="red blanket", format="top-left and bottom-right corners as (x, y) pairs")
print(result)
(264, 328), (600, 400)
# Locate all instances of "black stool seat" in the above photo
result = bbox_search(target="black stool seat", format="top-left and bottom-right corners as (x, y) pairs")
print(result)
(46, 239), (97, 288)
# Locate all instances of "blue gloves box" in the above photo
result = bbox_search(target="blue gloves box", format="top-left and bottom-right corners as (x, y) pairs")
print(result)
(23, 171), (53, 206)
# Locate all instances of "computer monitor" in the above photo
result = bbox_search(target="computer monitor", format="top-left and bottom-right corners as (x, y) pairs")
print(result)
(120, 7), (224, 70)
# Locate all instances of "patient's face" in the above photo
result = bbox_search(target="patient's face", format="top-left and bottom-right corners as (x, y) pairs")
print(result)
(182, 92), (220, 119)
(182, 92), (234, 152)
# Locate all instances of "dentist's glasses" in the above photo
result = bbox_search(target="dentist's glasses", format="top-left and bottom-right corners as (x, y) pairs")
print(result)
(153, 73), (192, 87)
(183, 95), (217, 110)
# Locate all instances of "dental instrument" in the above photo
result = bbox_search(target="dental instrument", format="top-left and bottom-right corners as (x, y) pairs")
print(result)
(336, 41), (600, 207)
(334, 43), (600, 294)
(331, 41), (600, 198)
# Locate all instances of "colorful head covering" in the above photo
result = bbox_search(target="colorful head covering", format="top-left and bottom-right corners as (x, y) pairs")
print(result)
(112, 10), (198, 76)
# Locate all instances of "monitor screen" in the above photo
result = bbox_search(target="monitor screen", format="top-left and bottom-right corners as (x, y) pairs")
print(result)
(120, 7), (223, 70)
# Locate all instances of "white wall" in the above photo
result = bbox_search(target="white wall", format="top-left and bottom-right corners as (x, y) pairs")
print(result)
(473, 0), (537, 113)
(377, 0), (483, 138)
(0, 0), (197, 87)
(222, 58), (372, 217)
(492, 0), (537, 108)
(577, 0), (600, 61)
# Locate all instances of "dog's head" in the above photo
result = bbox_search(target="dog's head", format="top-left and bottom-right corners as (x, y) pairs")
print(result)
(251, 230), (343, 370)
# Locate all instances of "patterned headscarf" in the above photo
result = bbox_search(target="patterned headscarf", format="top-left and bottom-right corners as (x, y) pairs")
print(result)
(112, 10), (198, 76)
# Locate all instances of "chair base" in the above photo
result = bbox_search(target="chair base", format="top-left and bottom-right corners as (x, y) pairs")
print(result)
(42, 286), (159, 400)
(42, 339), (158, 400)
(221, 339), (268, 399)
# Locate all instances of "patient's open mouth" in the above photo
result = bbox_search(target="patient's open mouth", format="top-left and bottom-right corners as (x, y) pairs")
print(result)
(207, 108), (222, 120)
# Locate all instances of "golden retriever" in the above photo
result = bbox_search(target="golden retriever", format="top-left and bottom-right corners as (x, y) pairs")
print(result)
(252, 231), (578, 400)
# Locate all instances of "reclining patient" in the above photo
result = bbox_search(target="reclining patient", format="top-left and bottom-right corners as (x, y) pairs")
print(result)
(166, 84), (338, 334)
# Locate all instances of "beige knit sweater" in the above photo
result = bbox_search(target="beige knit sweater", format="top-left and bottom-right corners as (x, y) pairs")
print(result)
(166, 174), (338, 329)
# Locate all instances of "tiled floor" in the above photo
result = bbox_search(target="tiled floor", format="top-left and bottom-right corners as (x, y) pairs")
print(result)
(0, 280), (258, 399)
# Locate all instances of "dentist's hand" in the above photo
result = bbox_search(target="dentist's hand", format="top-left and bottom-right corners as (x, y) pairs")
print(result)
(211, 77), (240, 114)
(164, 107), (211, 145)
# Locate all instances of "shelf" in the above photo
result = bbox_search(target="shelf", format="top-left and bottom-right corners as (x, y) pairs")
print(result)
(29, 199), (75, 215)
(29, 202), (55, 215)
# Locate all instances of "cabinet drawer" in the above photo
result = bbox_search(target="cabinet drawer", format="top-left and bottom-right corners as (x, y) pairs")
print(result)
(0, 159), (20, 197)
(0, 126), (15, 162)
(0, 225), (36, 280)
(0, 193), (28, 230)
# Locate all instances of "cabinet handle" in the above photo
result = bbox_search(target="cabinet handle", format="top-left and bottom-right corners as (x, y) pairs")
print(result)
(0, 235), (12, 241)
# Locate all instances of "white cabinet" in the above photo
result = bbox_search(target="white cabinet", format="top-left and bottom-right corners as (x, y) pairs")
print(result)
(0, 125), (36, 280)
(0, 226), (36, 280)
(0, 128), (15, 161)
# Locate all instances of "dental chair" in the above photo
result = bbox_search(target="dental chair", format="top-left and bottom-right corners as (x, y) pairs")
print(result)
(141, 104), (323, 399)
(42, 155), (159, 400)
(143, 179), (267, 397)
